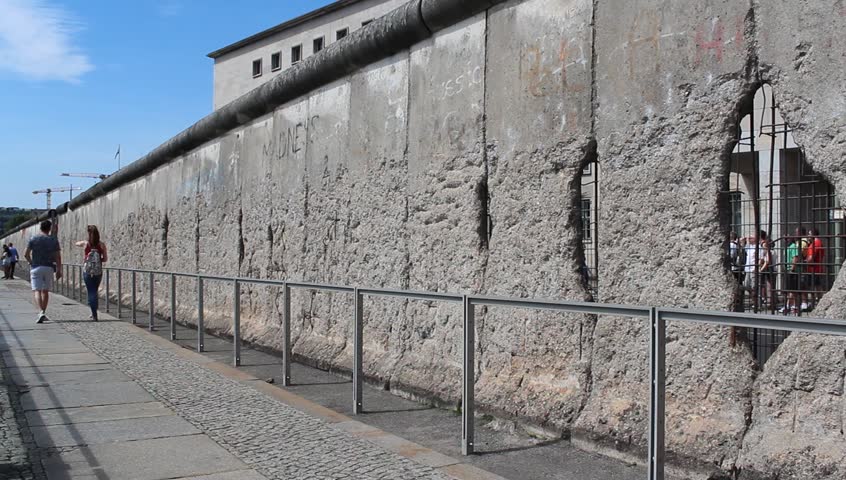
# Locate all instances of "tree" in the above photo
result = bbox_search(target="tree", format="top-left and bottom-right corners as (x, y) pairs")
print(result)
(4, 213), (30, 233)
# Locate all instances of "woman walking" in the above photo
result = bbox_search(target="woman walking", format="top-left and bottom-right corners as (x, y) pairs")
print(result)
(2, 244), (11, 279)
(75, 225), (107, 321)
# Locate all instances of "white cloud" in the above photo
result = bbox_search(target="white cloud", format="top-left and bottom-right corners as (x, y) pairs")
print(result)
(0, 0), (93, 83)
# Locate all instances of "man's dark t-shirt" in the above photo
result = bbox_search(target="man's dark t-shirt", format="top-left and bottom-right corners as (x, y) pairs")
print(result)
(27, 235), (60, 268)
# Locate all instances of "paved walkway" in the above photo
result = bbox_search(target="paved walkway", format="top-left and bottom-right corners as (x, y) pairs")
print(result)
(0, 279), (482, 480)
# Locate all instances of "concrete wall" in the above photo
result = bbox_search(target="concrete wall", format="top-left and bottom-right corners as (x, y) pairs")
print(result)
(8, 0), (846, 478)
(212, 0), (406, 109)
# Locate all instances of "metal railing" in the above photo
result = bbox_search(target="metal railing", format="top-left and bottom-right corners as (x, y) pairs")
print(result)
(25, 261), (846, 480)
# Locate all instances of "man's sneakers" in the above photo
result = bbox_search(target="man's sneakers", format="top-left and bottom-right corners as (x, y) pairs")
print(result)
(36, 311), (49, 324)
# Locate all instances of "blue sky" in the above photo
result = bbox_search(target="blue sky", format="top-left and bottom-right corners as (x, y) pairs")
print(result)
(0, 0), (333, 209)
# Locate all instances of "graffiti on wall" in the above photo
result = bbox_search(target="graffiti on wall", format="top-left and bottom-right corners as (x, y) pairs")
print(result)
(262, 115), (321, 161)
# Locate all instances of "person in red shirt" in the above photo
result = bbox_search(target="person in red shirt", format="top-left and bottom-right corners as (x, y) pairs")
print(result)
(804, 227), (825, 309)
(74, 225), (108, 321)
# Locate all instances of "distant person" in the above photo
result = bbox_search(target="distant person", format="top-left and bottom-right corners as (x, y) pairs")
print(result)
(729, 232), (747, 323)
(781, 227), (808, 314)
(24, 220), (63, 323)
(8, 242), (19, 278)
(729, 232), (745, 284)
(743, 232), (758, 301)
(47, 209), (59, 237)
(75, 225), (107, 321)
(1, 244), (10, 279)
(805, 227), (826, 309)
(759, 231), (773, 309)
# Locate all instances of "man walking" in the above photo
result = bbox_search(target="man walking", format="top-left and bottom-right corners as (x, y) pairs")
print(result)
(24, 220), (63, 323)
(8, 242), (19, 279)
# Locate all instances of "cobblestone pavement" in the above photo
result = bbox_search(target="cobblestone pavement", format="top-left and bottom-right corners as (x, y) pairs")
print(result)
(54, 318), (452, 480)
(0, 351), (45, 480)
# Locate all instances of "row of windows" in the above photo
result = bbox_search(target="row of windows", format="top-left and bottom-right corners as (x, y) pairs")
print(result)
(251, 19), (373, 78)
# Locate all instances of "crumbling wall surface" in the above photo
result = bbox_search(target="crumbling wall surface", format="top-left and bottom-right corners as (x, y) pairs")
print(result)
(236, 116), (278, 343)
(398, 14), (487, 401)
(344, 54), (413, 383)
(476, 0), (595, 431)
(5, 0), (846, 478)
(734, 1), (846, 479)
(575, 0), (759, 474)
(167, 152), (205, 324)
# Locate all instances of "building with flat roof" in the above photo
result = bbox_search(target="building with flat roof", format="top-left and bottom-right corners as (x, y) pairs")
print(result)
(208, 0), (404, 110)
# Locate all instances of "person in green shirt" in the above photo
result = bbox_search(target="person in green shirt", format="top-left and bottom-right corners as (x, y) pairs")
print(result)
(781, 227), (808, 314)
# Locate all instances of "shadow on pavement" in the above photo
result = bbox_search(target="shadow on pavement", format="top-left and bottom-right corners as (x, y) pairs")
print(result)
(0, 304), (109, 480)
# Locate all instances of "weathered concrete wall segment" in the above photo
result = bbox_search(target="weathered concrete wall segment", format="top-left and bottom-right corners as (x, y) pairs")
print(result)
(581, 0), (758, 474)
(6, 1), (846, 478)
(736, 2), (846, 479)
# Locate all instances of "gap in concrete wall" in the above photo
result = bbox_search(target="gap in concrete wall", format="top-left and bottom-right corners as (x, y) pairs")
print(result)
(237, 207), (245, 267)
(266, 223), (274, 270)
(723, 83), (841, 366)
(576, 139), (599, 301)
(476, 177), (491, 250)
(161, 214), (169, 267)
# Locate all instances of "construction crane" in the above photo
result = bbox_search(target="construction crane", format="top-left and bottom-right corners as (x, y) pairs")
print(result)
(61, 172), (109, 180)
(32, 187), (82, 209)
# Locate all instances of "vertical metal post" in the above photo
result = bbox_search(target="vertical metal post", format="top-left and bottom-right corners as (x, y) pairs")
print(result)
(648, 307), (666, 480)
(170, 273), (177, 340)
(117, 270), (122, 319)
(131, 270), (137, 324)
(353, 288), (363, 415)
(72, 266), (77, 300)
(462, 295), (475, 456)
(233, 280), (241, 367)
(105, 269), (110, 313)
(197, 277), (204, 352)
(79, 266), (83, 302)
(282, 283), (291, 386)
(751, 106), (761, 314)
(767, 92), (777, 315)
(148, 271), (155, 331)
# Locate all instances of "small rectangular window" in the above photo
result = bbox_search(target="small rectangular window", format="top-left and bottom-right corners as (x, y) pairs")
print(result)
(361, 19), (372, 27)
(271, 52), (281, 71)
(291, 44), (302, 64)
(252, 59), (262, 78)
(581, 199), (592, 241)
(336, 28), (348, 40)
(313, 36), (324, 54)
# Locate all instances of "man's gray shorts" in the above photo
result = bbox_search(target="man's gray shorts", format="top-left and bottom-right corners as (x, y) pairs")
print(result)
(30, 266), (54, 291)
